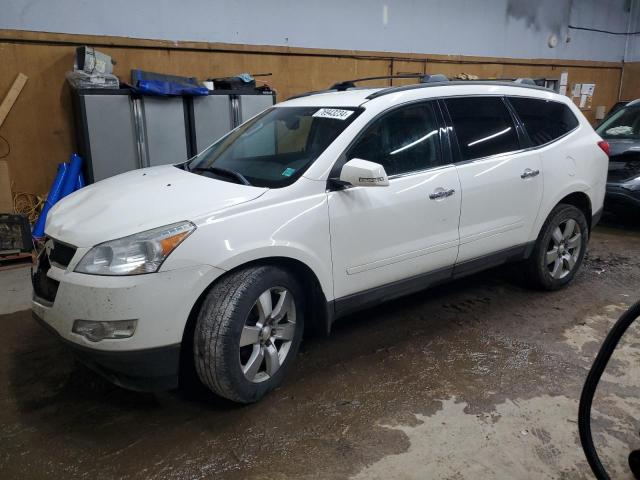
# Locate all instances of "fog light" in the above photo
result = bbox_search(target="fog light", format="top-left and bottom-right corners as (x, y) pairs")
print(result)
(72, 319), (137, 342)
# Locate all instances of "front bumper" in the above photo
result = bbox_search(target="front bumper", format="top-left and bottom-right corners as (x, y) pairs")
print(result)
(31, 252), (225, 391)
(33, 311), (180, 391)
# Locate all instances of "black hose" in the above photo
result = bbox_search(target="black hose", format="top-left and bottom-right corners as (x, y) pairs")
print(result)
(578, 300), (640, 479)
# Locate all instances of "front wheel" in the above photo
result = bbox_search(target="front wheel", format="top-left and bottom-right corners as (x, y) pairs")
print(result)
(193, 266), (304, 403)
(525, 204), (589, 290)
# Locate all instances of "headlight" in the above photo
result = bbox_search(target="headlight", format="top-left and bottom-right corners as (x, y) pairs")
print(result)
(75, 221), (195, 275)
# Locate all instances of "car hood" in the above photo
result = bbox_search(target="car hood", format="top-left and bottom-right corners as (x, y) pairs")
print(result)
(45, 165), (268, 247)
(606, 140), (640, 185)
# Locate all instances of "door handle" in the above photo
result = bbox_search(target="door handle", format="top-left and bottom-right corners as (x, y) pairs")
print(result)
(521, 168), (540, 179)
(429, 188), (455, 200)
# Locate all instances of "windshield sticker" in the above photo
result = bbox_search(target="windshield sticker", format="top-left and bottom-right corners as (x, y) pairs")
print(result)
(312, 108), (354, 121)
(282, 167), (296, 177)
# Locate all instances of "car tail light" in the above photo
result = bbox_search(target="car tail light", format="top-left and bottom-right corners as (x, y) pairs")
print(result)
(597, 140), (610, 156)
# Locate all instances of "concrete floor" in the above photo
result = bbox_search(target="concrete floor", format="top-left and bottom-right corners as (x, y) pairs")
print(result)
(0, 266), (33, 315)
(1, 220), (639, 479)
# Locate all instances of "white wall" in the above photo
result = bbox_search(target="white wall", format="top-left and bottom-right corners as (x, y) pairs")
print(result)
(0, 0), (637, 62)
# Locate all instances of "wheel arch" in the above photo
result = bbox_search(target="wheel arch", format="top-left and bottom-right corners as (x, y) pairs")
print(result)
(178, 255), (332, 386)
(533, 189), (594, 244)
(219, 256), (332, 337)
(556, 191), (593, 232)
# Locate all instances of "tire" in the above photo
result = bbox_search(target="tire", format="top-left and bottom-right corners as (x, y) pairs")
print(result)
(525, 203), (589, 291)
(193, 265), (304, 403)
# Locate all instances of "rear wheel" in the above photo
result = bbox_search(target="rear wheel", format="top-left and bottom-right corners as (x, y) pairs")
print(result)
(193, 266), (304, 403)
(526, 204), (588, 290)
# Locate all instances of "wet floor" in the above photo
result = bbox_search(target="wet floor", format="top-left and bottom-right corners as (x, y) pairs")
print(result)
(1, 218), (639, 479)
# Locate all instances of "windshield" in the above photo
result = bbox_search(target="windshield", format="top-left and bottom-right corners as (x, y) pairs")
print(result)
(597, 106), (640, 140)
(188, 106), (362, 187)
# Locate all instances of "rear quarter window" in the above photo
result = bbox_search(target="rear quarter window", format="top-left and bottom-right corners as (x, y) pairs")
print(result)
(508, 97), (579, 146)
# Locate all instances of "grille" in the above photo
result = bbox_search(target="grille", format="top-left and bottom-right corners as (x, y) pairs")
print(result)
(49, 241), (77, 268)
(32, 238), (75, 304)
(32, 253), (59, 303)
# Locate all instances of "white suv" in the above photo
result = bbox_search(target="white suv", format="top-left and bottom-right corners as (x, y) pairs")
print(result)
(32, 79), (608, 403)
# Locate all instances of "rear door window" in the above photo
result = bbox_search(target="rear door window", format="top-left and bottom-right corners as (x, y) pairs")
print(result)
(444, 97), (520, 161)
(508, 97), (579, 146)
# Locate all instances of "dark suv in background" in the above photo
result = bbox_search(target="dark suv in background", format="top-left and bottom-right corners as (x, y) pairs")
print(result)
(596, 99), (640, 214)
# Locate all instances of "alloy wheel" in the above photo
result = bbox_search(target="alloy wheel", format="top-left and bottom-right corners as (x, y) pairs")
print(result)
(239, 287), (297, 383)
(545, 218), (582, 280)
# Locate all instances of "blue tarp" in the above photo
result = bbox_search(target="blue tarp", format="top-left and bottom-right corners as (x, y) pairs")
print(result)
(131, 69), (208, 96)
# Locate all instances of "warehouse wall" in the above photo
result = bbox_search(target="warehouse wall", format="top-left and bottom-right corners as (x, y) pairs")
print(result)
(621, 62), (640, 99)
(0, 30), (625, 197)
(0, 1), (637, 197)
(0, 0), (634, 62)
(626, 0), (640, 61)
(615, 0), (637, 100)
(621, 0), (640, 100)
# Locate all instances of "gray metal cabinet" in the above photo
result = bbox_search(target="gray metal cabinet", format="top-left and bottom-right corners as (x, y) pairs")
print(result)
(239, 94), (275, 123)
(73, 90), (139, 183)
(192, 95), (233, 153)
(138, 96), (189, 167)
(73, 89), (276, 183)
(192, 92), (275, 154)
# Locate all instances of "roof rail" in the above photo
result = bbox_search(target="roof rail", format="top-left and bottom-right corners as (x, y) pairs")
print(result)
(329, 73), (449, 91)
(365, 79), (553, 100)
(286, 74), (445, 100)
(287, 76), (550, 102)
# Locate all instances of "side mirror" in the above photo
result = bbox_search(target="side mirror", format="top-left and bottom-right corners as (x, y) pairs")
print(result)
(336, 158), (389, 188)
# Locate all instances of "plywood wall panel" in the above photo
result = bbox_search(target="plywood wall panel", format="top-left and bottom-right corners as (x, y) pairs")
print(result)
(391, 60), (425, 87)
(621, 62), (640, 100)
(0, 42), (76, 196)
(563, 67), (622, 123)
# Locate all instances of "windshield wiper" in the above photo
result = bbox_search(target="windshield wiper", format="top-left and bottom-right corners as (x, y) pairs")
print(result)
(192, 166), (252, 186)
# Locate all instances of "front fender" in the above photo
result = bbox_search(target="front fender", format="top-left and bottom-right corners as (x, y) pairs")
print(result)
(215, 245), (333, 300)
(166, 183), (334, 301)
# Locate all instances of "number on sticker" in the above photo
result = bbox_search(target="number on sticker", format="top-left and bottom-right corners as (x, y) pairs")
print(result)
(312, 108), (354, 121)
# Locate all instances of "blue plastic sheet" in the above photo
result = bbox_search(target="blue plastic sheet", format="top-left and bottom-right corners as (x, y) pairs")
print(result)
(76, 172), (86, 190)
(132, 69), (208, 96)
(236, 73), (254, 83)
(60, 153), (83, 198)
(33, 154), (86, 239)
